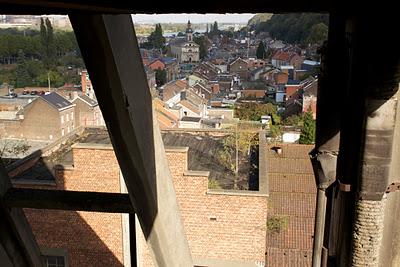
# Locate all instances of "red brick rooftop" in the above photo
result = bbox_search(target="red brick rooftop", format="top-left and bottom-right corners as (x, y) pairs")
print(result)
(266, 144), (316, 267)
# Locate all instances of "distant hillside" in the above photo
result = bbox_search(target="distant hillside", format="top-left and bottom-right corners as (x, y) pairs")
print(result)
(255, 13), (328, 45)
(247, 13), (273, 29)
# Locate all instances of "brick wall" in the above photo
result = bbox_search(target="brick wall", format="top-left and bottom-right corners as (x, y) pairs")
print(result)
(17, 145), (125, 266)
(165, 149), (268, 264)
(18, 143), (267, 266)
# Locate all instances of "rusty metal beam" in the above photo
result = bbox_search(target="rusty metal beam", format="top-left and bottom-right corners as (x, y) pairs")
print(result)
(4, 188), (134, 213)
(69, 14), (192, 266)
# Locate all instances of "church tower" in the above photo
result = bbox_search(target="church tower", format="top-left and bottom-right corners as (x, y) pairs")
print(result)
(186, 20), (193, 42)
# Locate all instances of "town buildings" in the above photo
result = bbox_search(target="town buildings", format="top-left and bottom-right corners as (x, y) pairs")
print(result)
(0, 92), (75, 140)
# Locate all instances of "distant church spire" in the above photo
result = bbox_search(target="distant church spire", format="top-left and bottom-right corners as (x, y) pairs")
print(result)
(186, 20), (193, 42)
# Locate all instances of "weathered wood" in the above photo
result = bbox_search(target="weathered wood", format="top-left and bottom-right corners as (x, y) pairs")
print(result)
(70, 14), (193, 266)
(4, 188), (134, 213)
(0, 161), (44, 267)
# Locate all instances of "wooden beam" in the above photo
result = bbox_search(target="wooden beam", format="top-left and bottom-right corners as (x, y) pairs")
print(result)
(4, 188), (134, 213)
(69, 14), (193, 266)
(0, 161), (44, 267)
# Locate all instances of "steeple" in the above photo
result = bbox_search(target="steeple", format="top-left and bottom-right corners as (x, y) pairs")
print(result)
(186, 20), (193, 42)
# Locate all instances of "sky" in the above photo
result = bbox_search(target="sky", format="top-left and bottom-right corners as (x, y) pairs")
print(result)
(131, 13), (255, 24)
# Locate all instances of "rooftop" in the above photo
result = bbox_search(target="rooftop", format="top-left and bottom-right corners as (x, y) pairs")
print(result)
(9, 128), (253, 190)
(41, 92), (73, 110)
(265, 143), (316, 266)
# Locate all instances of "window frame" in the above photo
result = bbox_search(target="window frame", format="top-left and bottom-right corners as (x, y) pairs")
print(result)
(41, 248), (68, 267)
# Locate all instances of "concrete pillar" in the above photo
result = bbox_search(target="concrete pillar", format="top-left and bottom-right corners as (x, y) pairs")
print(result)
(332, 14), (400, 266)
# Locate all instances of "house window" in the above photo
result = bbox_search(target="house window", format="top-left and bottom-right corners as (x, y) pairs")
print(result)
(42, 248), (68, 267)
(61, 115), (64, 124)
(66, 114), (69, 122)
(71, 112), (74, 119)
(45, 255), (65, 267)
(67, 126), (70, 133)
(61, 129), (65, 136)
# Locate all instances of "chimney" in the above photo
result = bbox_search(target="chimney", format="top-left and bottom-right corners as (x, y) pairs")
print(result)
(81, 70), (88, 95)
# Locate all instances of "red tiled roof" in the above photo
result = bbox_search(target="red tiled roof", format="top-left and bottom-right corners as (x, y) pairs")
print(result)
(272, 51), (300, 62)
(266, 144), (316, 266)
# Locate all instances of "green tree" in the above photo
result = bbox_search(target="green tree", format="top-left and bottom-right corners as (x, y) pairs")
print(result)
(284, 114), (303, 127)
(306, 23), (328, 46)
(155, 68), (167, 87)
(40, 18), (56, 69)
(194, 36), (207, 60)
(256, 13), (328, 46)
(213, 21), (219, 33)
(14, 50), (31, 88)
(256, 41), (267, 59)
(235, 102), (279, 122)
(299, 110), (316, 144)
(37, 70), (64, 88)
(148, 24), (166, 50)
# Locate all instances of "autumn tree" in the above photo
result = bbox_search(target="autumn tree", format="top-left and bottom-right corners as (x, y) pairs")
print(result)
(218, 124), (259, 189)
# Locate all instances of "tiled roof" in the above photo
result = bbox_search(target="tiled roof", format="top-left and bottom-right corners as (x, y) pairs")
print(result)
(266, 248), (312, 267)
(266, 144), (316, 266)
(272, 51), (300, 62)
(41, 92), (73, 110)
(153, 98), (178, 129)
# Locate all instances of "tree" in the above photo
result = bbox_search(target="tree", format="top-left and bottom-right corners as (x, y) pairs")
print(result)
(194, 36), (207, 60)
(213, 21), (219, 33)
(284, 114), (303, 127)
(218, 124), (259, 189)
(148, 24), (166, 50)
(208, 21), (219, 37)
(299, 109), (316, 144)
(306, 23), (328, 46)
(14, 50), (31, 88)
(235, 102), (279, 122)
(40, 18), (56, 69)
(0, 138), (31, 166)
(256, 41), (267, 59)
(155, 68), (167, 87)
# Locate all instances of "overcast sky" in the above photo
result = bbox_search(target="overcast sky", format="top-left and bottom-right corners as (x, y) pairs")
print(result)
(131, 13), (255, 24)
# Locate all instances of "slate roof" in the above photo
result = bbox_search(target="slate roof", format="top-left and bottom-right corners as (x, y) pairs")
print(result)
(41, 92), (73, 110)
(266, 144), (316, 267)
(74, 94), (98, 107)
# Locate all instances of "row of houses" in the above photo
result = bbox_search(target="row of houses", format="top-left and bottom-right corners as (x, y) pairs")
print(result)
(0, 92), (104, 140)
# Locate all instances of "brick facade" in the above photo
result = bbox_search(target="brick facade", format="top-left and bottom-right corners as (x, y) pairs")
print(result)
(1, 97), (75, 140)
(15, 146), (125, 266)
(14, 139), (267, 266)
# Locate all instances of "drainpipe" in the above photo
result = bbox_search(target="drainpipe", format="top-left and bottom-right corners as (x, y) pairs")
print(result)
(310, 13), (346, 266)
(311, 151), (337, 267)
